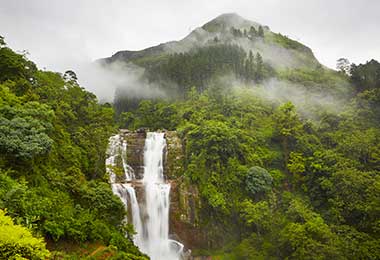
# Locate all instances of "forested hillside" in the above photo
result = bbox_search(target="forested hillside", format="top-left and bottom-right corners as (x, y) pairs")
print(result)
(102, 14), (350, 114)
(116, 60), (380, 259)
(0, 36), (147, 259)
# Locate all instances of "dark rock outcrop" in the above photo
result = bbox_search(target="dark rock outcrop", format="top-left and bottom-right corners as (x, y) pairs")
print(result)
(124, 131), (146, 180)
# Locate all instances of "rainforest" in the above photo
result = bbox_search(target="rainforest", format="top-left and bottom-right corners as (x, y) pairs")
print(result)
(0, 9), (380, 260)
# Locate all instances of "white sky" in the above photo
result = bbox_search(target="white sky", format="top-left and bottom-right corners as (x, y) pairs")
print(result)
(1, 0), (379, 73)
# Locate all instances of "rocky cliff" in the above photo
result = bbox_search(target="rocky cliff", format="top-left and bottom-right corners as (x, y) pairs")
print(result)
(164, 131), (206, 251)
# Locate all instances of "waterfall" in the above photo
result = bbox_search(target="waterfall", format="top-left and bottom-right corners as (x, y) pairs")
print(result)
(124, 184), (144, 247)
(106, 132), (183, 260)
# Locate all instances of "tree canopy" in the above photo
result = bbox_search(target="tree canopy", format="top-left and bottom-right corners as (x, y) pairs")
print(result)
(0, 36), (147, 259)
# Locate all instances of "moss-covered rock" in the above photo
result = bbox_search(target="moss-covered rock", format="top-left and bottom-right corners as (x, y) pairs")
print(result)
(122, 130), (146, 180)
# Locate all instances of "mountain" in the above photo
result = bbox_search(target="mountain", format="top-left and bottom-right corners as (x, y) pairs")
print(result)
(99, 13), (317, 69)
(98, 13), (349, 114)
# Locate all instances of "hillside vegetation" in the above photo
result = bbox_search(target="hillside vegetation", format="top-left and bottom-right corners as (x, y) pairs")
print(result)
(117, 59), (380, 258)
(106, 14), (350, 114)
(0, 36), (147, 259)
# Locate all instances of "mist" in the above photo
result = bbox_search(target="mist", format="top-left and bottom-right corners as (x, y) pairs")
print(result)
(76, 61), (167, 103)
(210, 74), (350, 120)
(255, 78), (347, 117)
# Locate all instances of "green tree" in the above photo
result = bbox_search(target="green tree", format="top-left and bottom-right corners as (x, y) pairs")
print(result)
(248, 26), (257, 39)
(336, 58), (351, 75)
(255, 52), (264, 81)
(245, 166), (273, 198)
(350, 59), (380, 92)
(281, 198), (341, 259)
(0, 99), (54, 160)
(274, 102), (303, 168)
(0, 35), (5, 47)
(258, 26), (264, 37)
(241, 199), (273, 235)
(287, 152), (306, 175)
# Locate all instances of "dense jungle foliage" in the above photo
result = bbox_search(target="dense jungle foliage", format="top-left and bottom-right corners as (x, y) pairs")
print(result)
(117, 57), (380, 259)
(0, 36), (148, 259)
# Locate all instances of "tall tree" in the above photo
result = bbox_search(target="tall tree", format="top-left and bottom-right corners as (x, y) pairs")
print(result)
(350, 59), (380, 92)
(0, 35), (5, 47)
(248, 26), (257, 39)
(255, 52), (264, 81)
(336, 58), (351, 75)
(258, 26), (264, 37)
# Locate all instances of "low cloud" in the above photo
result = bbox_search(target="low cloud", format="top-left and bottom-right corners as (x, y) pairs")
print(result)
(214, 75), (349, 118)
(76, 61), (167, 103)
(256, 78), (346, 116)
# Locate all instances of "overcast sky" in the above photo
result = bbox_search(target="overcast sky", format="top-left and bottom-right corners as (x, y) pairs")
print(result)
(1, 0), (379, 73)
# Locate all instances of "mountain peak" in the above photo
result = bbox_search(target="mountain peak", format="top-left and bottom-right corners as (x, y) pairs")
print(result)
(214, 12), (244, 21)
(202, 13), (264, 32)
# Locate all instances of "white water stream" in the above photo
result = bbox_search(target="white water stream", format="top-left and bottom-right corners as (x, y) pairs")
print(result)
(107, 133), (183, 260)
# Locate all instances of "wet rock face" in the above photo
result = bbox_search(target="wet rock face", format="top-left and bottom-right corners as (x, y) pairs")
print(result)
(170, 181), (206, 251)
(123, 131), (146, 180)
(164, 131), (207, 251)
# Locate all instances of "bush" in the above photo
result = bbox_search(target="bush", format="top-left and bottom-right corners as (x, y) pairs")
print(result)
(245, 166), (273, 197)
(0, 209), (50, 259)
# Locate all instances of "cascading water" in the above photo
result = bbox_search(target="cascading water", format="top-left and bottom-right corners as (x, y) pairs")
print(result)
(106, 132), (183, 260)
